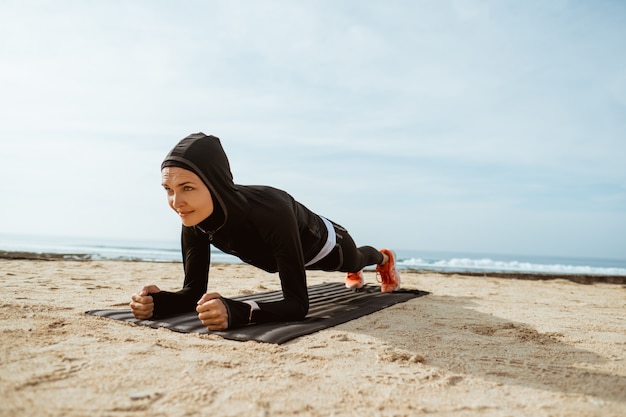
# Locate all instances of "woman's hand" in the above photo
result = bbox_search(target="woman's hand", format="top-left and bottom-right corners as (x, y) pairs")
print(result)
(196, 293), (229, 331)
(129, 285), (161, 319)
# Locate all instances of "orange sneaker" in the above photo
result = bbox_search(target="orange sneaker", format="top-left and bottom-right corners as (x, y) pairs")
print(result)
(376, 249), (400, 292)
(345, 270), (365, 289)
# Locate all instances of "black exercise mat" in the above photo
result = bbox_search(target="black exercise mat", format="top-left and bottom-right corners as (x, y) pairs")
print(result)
(86, 282), (428, 344)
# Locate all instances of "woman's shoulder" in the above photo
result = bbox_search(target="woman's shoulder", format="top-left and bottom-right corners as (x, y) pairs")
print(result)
(238, 184), (294, 205)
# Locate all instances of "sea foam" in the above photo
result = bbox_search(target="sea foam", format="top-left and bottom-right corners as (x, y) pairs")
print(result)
(397, 257), (626, 276)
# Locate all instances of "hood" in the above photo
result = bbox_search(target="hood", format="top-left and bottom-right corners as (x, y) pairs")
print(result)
(161, 133), (247, 232)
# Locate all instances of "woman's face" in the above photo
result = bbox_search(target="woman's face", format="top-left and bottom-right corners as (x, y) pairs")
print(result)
(161, 167), (214, 227)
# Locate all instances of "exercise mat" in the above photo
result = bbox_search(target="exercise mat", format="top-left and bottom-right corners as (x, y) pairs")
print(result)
(86, 282), (428, 344)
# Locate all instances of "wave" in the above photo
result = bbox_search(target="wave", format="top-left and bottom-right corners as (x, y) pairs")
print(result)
(397, 257), (626, 276)
(0, 236), (241, 263)
(2, 234), (625, 276)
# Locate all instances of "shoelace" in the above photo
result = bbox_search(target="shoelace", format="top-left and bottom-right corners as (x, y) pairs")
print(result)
(375, 264), (388, 284)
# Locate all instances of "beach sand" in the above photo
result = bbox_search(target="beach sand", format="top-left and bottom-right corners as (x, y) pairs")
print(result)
(1, 259), (624, 417)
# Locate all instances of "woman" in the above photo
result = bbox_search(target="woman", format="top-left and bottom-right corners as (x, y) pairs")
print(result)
(129, 133), (400, 330)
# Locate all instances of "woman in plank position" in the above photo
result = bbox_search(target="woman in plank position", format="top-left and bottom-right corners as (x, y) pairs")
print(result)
(129, 133), (400, 330)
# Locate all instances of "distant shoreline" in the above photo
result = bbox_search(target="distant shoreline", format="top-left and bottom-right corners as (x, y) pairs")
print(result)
(430, 270), (626, 285)
(0, 250), (95, 261)
(2, 250), (625, 285)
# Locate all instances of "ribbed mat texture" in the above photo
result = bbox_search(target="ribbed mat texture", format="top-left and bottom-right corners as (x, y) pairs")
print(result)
(86, 282), (428, 344)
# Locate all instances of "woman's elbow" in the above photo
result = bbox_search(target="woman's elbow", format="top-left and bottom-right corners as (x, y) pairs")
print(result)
(289, 299), (309, 321)
(292, 299), (309, 321)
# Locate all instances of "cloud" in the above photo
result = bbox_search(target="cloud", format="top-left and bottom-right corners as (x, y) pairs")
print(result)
(0, 0), (624, 258)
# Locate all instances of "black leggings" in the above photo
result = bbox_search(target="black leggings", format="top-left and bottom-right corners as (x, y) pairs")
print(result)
(307, 221), (384, 273)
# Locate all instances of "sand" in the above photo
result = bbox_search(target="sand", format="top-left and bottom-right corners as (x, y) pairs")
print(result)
(1, 259), (625, 417)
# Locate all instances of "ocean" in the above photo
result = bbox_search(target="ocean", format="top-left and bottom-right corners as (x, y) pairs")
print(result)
(1, 233), (625, 276)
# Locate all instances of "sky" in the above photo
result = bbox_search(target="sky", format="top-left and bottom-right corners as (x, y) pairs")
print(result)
(1, 0), (625, 260)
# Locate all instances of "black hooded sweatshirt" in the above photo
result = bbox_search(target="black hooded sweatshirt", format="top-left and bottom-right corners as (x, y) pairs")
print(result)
(151, 133), (329, 328)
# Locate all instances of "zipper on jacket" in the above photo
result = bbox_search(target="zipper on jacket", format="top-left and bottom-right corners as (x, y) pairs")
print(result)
(197, 225), (214, 242)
